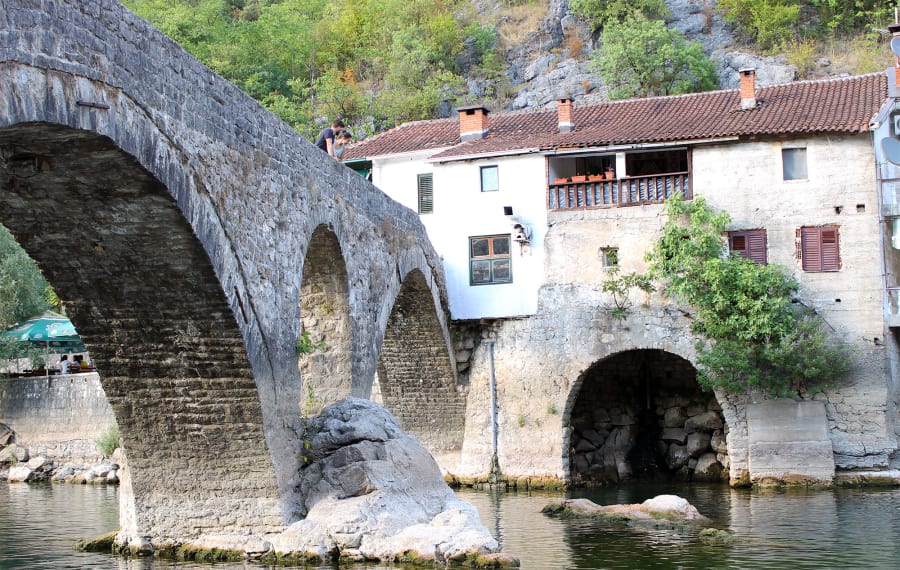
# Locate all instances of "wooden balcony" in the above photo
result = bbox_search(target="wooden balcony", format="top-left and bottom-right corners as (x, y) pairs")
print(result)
(548, 172), (691, 211)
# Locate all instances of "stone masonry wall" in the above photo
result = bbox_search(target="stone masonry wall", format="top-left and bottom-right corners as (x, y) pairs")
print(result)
(0, 374), (115, 463)
(453, 133), (896, 486)
(1, 0), (459, 549)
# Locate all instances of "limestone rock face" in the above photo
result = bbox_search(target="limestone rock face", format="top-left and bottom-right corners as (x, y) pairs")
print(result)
(271, 398), (502, 564)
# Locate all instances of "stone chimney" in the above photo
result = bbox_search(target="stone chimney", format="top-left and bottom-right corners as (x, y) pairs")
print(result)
(739, 68), (757, 110)
(558, 97), (574, 133)
(458, 105), (490, 142)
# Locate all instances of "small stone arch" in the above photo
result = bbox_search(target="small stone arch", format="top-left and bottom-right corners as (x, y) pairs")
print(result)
(562, 348), (729, 486)
(374, 268), (465, 462)
(297, 224), (353, 415)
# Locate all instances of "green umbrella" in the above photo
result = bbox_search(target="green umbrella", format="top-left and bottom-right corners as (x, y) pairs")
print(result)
(2, 312), (85, 352)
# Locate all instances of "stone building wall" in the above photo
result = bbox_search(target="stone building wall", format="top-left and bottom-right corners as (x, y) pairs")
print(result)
(0, 374), (115, 463)
(452, 133), (897, 486)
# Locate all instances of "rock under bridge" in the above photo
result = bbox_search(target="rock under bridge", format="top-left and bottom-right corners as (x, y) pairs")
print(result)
(0, 0), (466, 549)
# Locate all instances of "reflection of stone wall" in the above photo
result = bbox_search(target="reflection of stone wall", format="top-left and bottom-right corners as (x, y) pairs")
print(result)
(569, 350), (727, 485)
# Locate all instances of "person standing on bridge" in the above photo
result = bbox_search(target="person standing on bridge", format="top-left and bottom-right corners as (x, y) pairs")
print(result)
(334, 131), (352, 161)
(315, 119), (345, 158)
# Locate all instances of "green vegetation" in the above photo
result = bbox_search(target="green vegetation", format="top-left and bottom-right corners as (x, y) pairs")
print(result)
(720, 0), (896, 52)
(0, 224), (58, 365)
(568, 0), (669, 31)
(601, 266), (655, 320)
(644, 196), (852, 396)
(119, 0), (894, 138)
(591, 14), (718, 99)
(121, 0), (503, 140)
(94, 424), (120, 457)
(296, 330), (326, 355)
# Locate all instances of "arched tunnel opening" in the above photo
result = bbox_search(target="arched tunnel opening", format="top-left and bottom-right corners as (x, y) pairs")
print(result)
(297, 225), (352, 416)
(566, 349), (728, 486)
(0, 123), (282, 539)
(374, 269), (466, 465)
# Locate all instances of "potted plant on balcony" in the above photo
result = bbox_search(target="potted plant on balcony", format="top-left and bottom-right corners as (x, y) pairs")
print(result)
(571, 174), (588, 182)
(604, 167), (615, 179)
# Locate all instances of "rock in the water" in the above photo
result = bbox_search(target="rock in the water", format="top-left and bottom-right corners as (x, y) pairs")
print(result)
(542, 494), (710, 528)
(7, 465), (33, 482)
(270, 398), (507, 565)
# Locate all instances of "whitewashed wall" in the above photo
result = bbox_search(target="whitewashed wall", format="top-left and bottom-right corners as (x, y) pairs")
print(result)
(373, 152), (548, 319)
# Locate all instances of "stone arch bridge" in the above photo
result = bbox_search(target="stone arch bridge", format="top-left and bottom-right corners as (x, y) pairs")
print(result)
(1, 0), (466, 548)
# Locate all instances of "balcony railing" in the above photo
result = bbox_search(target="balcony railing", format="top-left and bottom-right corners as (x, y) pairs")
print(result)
(548, 172), (691, 211)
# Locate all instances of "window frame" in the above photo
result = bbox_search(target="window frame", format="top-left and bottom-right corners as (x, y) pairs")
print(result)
(480, 165), (499, 192)
(782, 147), (808, 181)
(728, 229), (767, 265)
(417, 173), (433, 214)
(799, 226), (841, 272)
(469, 234), (512, 286)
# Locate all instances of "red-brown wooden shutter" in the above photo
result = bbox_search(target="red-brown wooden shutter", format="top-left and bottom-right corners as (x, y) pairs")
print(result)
(800, 226), (840, 272)
(729, 230), (767, 265)
(747, 230), (768, 265)
(820, 228), (840, 271)
(801, 227), (823, 271)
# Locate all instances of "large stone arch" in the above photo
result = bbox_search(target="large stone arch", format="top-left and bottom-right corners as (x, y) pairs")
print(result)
(562, 348), (730, 486)
(2, 0), (456, 550)
(374, 268), (466, 466)
(0, 124), (282, 543)
(297, 224), (352, 415)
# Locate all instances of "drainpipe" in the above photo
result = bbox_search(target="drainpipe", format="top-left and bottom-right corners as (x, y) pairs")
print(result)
(487, 340), (500, 484)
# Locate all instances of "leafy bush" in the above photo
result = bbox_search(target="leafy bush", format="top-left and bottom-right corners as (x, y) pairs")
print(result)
(569, 0), (669, 31)
(718, 0), (799, 52)
(95, 424), (120, 458)
(591, 14), (718, 99)
(645, 195), (853, 396)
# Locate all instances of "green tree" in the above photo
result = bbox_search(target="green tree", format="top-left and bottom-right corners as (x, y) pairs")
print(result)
(718, 0), (800, 51)
(591, 14), (718, 99)
(645, 196), (852, 395)
(0, 225), (57, 363)
(569, 0), (669, 31)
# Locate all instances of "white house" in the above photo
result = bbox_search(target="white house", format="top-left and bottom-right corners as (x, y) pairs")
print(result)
(346, 67), (900, 487)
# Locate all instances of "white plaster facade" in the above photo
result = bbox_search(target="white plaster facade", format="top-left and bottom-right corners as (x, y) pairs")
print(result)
(370, 151), (547, 319)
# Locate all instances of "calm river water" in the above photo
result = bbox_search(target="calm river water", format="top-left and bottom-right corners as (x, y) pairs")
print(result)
(2, 482), (899, 569)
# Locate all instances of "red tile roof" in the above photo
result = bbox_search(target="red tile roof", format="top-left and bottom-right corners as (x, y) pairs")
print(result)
(344, 72), (888, 162)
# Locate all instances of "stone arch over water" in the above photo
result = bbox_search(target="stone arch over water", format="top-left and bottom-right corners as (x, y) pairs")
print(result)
(2, 0), (455, 550)
(0, 123), (283, 543)
(374, 268), (466, 465)
(563, 348), (729, 486)
(298, 224), (352, 415)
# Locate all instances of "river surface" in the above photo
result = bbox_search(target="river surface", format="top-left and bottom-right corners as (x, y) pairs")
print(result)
(2, 482), (899, 569)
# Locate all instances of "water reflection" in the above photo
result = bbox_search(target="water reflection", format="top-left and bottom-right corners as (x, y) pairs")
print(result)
(3, 483), (900, 569)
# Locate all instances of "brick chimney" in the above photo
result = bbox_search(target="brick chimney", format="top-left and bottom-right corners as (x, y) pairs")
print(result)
(739, 68), (757, 110)
(889, 22), (900, 92)
(558, 97), (574, 133)
(457, 105), (490, 142)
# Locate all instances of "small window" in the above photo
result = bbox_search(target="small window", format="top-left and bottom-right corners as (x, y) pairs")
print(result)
(728, 230), (767, 265)
(417, 173), (433, 214)
(799, 226), (841, 272)
(782, 148), (807, 181)
(600, 247), (619, 268)
(469, 235), (511, 285)
(481, 165), (499, 192)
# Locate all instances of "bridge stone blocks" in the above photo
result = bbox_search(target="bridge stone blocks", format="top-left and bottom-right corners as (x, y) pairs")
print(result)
(1, 0), (462, 550)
